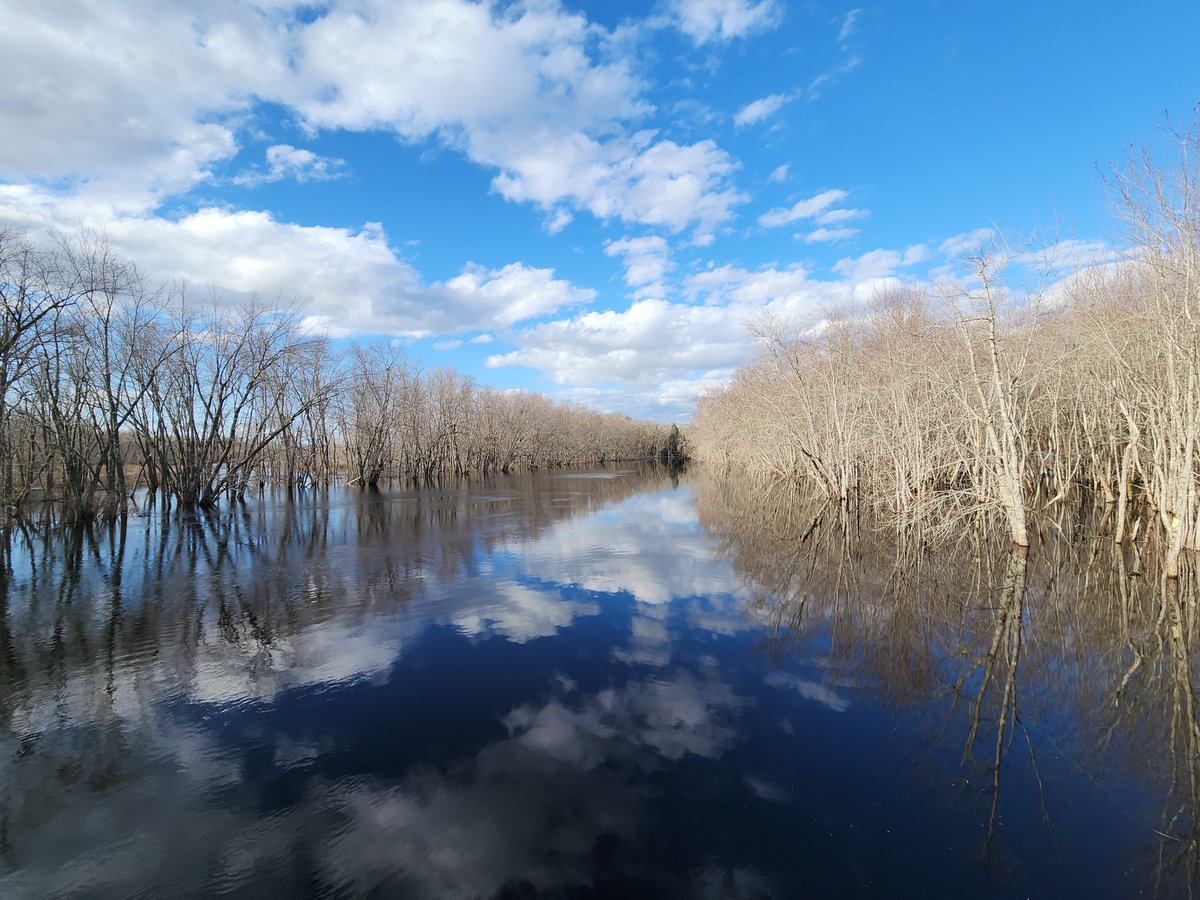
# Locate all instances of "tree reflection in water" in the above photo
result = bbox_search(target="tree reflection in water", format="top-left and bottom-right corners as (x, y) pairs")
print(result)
(694, 469), (1200, 894)
(3, 466), (1200, 897)
(2, 468), (775, 898)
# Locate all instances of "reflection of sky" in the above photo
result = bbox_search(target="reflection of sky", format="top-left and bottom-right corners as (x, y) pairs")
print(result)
(0, 473), (1157, 898)
(1, 481), (755, 721)
(500, 491), (742, 607)
(0, 475), (782, 898)
(481, 488), (759, 683)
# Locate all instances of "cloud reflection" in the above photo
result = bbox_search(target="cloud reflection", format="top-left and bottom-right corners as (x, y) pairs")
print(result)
(0, 473), (771, 897)
(764, 672), (851, 713)
(316, 667), (748, 898)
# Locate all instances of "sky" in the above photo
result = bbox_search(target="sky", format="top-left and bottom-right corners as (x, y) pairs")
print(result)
(1, 0), (1197, 421)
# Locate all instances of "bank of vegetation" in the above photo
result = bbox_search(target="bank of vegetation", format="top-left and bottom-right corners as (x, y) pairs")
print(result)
(0, 230), (678, 523)
(692, 120), (1200, 577)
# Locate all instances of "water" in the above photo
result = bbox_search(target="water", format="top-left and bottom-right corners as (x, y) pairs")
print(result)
(0, 466), (1194, 898)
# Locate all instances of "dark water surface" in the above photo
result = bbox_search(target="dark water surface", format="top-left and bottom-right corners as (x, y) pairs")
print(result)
(0, 467), (1195, 898)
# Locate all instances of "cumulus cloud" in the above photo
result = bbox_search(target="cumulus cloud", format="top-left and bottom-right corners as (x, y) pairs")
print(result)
(287, 1), (743, 234)
(668, 0), (781, 45)
(233, 144), (348, 186)
(486, 299), (748, 390)
(0, 189), (592, 339)
(0, 0), (889, 418)
(0, 0), (278, 203)
(794, 206), (867, 242)
(289, 1), (645, 134)
(492, 134), (745, 236)
(544, 207), (574, 234)
(438, 261), (596, 329)
(832, 244), (930, 282)
(487, 264), (854, 417)
(1, 0), (746, 238)
(683, 262), (813, 305)
(605, 235), (674, 299)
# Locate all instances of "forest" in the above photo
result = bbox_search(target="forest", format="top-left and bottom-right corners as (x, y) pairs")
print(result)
(691, 121), (1200, 578)
(0, 230), (678, 524)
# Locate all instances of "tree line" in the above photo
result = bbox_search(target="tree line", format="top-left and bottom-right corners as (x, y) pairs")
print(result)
(0, 230), (677, 523)
(691, 118), (1200, 578)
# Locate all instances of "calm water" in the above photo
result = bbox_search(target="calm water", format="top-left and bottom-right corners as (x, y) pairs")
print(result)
(0, 466), (1195, 898)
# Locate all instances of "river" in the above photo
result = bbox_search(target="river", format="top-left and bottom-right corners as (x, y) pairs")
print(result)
(0, 466), (1193, 898)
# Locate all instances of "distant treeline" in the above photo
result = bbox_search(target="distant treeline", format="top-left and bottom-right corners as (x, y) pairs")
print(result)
(0, 230), (679, 523)
(692, 119), (1200, 577)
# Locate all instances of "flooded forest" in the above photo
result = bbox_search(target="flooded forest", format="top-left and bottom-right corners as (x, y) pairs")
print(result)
(0, 228), (679, 521)
(1, 467), (1199, 897)
(1, 126), (1200, 898)
(693, 125), (1200, 579)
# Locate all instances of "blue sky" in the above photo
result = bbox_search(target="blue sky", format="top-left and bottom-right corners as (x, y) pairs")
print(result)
(1, 0), (1196, 420)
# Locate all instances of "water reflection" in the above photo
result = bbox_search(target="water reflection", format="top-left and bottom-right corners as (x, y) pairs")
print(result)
(1, 466), (1197, 897)
(696, 470), (1200, 897)
(1, 468), (770, 899)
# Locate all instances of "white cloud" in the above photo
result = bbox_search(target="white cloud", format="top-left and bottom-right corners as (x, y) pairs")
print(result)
(605, 235), (673, 298)
(439, 261), (595, 329)
(287, 1), (744, 235)
(938, 227), (995, 257)
(234, 144), (347, 186)
(669, 0), (781, 45)
(544, 208), (574, 234)
(758, 189), (849, 228)
(852, 275), (903, 302)
(832, 249), (897, 281)
(837, 8), (862, 44)
(0, 188), (593, 339)
(492, 134), (745, 235)
(767, 164), (789, 183)
(1014, 238), (1115, 272)
(816, 207), (866, 224)
(683, 263), (812, 305)
(902, 243), (932, 266)
(733, 93), (789, 127)
(833, 244), (930, 282)
(1, 0), (746, 238)
(801, 226), (859, 243)
(486, 298), (747, 390)
(0, 0), (279, 205)
(487, 264), (854, 417)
